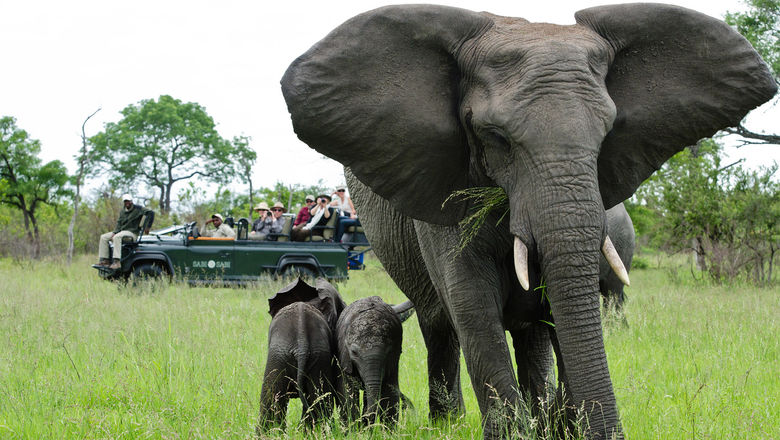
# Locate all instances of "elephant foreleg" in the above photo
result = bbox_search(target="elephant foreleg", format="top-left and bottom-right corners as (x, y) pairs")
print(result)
(415, 221), (520, 440)
(338, 373), (362, 426)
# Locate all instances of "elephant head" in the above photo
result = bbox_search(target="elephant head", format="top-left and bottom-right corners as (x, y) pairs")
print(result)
(337, 298), (414, 425)
(268, 277), (346, 331)
(282, 4), (776, 437)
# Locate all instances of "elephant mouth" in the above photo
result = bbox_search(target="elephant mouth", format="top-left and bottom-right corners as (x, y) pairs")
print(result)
(513, 235), (629, 290)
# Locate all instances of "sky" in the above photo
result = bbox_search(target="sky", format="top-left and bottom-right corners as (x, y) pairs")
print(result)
(1, 0), (777, 203)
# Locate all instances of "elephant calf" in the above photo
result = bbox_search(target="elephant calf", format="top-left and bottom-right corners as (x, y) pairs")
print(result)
(336, 296), (414, 427)
(256, 278), (346, 432)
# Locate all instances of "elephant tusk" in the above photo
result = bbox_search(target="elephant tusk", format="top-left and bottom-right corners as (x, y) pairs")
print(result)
(602, 235), (630, 287)
(514, 237), (530, 291)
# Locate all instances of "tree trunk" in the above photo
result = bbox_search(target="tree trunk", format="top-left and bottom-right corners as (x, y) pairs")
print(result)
(67, 189), (80, 264)
(694, 237), (707, 271)
(164, 183), (172, 214)
(30, 210), (40, 258)
(159, 185), (165, 213)
(248, 178), (254, 221)
(68, 108), (100, 265)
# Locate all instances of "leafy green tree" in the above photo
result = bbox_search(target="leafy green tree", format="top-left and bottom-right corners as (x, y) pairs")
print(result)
(724, 0), (780, 146)
(90, 95), (254, 214)
(255, 181), (332, 214)
(231, 135), (257, 219)
(0, 116), (70, 257)
(635, 139), (779, 284)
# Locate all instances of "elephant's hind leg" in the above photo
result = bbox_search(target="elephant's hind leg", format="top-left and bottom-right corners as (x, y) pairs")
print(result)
(257, 356), (294, 433)
(510, 323), (555, 411)
(298, 361), (335, 428)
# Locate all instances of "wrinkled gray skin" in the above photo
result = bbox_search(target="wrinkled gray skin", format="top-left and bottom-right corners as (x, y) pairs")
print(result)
(336, 296), (412, 426)
(281, 4), (776, 438)
(600, 203), (635, 313)
(257, 278), (347, 431)
(257, 302), (335, 431)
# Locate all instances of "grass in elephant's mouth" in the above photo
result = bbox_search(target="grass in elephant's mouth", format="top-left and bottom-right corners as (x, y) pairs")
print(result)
(443, 186), (509, 255)
(0, 254), (777, 439)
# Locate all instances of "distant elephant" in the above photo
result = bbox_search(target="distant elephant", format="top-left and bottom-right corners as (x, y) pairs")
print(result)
(281, 4), (776, 439)
(256, 278), (346, 431)
(336, 297), (414, 427)
(599, 203), (635, 313)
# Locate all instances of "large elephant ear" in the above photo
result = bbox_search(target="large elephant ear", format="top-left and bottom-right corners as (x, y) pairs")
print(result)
(281, 5), (492, 225)
(313, 277), (347, 331)
(575, 4), (777, 209)
(268, 277), (318, 317)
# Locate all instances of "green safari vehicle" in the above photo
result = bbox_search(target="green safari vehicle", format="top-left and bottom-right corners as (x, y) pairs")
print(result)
(93, 214), (368, 284)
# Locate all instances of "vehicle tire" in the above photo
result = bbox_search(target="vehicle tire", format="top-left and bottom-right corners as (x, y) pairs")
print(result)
(280, 265), (316, 281)
(130, 262), (169, 287)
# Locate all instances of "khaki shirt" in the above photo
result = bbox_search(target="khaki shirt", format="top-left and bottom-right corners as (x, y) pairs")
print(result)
(205, 223), (236, 238)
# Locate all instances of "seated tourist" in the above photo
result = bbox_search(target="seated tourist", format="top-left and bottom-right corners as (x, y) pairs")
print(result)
(291, 195), (333, 241)
(330, 185), (361, 242)
(250, 202), (286, 240)
(203, 213), (236, 238)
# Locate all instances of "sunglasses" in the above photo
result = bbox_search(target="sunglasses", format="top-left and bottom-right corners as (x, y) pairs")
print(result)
(271, 208), (283, 212)
(337, 189), (345, 192)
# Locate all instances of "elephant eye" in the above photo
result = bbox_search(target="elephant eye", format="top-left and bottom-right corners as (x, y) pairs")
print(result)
(483, 127), (511, 152)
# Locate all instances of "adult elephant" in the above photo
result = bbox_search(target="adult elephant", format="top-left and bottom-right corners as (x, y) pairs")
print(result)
(281, 4), (776, 438)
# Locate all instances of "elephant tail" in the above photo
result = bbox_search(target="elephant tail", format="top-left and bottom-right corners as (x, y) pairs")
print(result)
(392, 300), (415, 323)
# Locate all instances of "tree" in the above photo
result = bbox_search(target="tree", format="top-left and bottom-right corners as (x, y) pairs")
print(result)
(67, 108), (100, 265)
(256, 181), (331, 212)
(724, 0), (780, 146)
(635, 139), (779, 284)
(90, 95), (251, 214)
(232, 135), (257, 220)
(0, 116), (70, 257)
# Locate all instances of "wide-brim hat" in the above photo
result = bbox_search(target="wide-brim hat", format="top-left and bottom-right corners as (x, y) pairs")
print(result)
(335, 185), (346, 192)
(254, 202), (270, 211)
(317, 194), (332, 203)
(212, 213), (224, 221)
(272, 202), (286, 212)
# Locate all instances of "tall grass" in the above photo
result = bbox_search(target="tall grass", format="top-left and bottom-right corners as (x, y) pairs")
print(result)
(0, 254), (777, 439)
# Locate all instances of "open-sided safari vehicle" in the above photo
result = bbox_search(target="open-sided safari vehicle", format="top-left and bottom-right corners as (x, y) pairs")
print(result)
(92, 213), (370, 285)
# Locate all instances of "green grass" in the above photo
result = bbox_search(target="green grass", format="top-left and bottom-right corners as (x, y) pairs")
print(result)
(0, 254), (777, 439)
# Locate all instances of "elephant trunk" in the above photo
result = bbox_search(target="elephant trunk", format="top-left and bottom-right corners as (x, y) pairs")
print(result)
(362, 379), (383, 425)
(521, 163), (621, 439)
(360, 359), (386, 425)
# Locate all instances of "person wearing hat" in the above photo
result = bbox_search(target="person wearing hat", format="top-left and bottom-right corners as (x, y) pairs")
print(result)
(96, 193), (153, 269)
(203, 213), (236, 238)
(292, 194), (333, 241)
(293, 195), (316, 227)
(329, 185), (361, 243)
(250, 201), (286, 240)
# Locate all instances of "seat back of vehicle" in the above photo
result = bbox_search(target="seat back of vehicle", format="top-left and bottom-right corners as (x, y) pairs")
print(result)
(235, 218), (250, 240)
(270, 214), (294, 242)
(307, 209), (338, 242)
